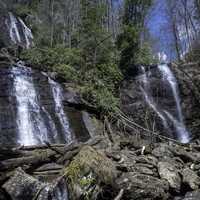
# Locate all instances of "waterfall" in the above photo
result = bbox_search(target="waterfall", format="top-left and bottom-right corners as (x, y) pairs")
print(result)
(48, 78), (72, 143)
(12, 65), (48, 146)
(7, 12), (33, 48)
(8, 12), (21, 44)
(10, 64), (74, 146)
(158, 64), (190, 143)
(140, 66), (169, 129)
(139, 64), (190, 143)
(18, 18), (33, 49)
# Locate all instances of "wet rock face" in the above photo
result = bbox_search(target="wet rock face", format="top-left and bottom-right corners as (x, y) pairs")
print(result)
(172, 63), (200, 138)
(120, 64), (193, 142)
(0, 11), (33, 49)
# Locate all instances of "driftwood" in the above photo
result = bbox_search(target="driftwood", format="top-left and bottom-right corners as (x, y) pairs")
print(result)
(0, 137), (103, 172)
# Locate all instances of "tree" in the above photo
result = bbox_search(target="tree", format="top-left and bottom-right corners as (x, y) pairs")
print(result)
(78, 0), (115, 70)
(117, 0), (153, 74)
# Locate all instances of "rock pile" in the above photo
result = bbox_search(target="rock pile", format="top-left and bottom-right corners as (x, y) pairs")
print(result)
(1, 134), (200, 199)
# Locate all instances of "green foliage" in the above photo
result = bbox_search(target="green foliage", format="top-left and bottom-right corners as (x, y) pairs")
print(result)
(12, 4), (32, 18)
(21, 46), (82, 67)
(81, 85), (120, 114)
(79, 0), (115, 69)
(19, 0), (123, 115)
(116, 25), (139, 74)
(117, 0), (153, 75)
(135, 42), (157, 65)
(21, 45), (122, 115)
(15, 0), (153, 116)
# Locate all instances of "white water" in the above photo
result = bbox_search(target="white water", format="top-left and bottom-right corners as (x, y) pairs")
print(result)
(48, 78), (72, 143)
(158, 64), (190, 143)
(12, 65), (48, 146)
(42, 106), (58, 140)
(8, 12), (21, 44)
(8, 12), (33, 48)
(18, 18), (33, 48)
(140, 66), (169, 128)
(140, 64), (190, 143)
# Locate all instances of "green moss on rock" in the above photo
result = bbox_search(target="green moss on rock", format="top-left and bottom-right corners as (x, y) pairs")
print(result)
(64, 146), (117, 200)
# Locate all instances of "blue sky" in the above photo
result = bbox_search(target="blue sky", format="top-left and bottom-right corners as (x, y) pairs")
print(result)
(147, 0), (175, 61)
(116, 0), (175, 61)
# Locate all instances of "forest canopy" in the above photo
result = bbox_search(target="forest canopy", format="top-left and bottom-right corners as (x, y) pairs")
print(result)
(0, 0), (155, 115)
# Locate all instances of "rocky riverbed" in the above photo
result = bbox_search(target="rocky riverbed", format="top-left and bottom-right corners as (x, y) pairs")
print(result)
(1, 133), (200, 200)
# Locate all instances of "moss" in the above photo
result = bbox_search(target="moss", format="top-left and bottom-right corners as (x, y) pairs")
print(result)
(64, 146), (117, 199)
(64, 146), (117, 184)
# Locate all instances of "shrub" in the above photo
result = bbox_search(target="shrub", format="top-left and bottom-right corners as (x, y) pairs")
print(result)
(21, 46), (123, 116)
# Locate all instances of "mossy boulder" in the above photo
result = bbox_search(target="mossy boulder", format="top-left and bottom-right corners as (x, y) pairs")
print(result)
(64, 145), (118, 200)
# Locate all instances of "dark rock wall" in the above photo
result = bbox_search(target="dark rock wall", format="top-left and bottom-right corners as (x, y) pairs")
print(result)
(120, 67), (169, 138)
(120, 64), (200, 140)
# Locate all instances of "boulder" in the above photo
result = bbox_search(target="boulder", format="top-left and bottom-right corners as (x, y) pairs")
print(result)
(183, 190), (200, 200)
(3, 168), (46, 200)
(118, 173), (169, 200)
(81, 111), (103, 138)
(182, 168), (200, 190)
(3, 168), (68, 200)
(158, 161), (181, 192)
(152, 143), (174, 159)
(64, 146), (118, 200)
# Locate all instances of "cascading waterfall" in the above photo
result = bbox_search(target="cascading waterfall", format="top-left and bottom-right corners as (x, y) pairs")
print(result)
(140, 64), (190, 143)
(158, 64), (190, 143)
(8, 12), (21, 44)
(7, 12), (33, 48)
(12, 65), (48, 146)
(18, 18), (33, 48)
(140, 66), (169, 129)
(48, 78), (72, 143)
(11, 64), (73, 146)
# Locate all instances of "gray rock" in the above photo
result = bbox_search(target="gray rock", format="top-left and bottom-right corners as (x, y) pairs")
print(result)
(158, 161), (181, 192)
(118, 173), (169, 200)
(3, 168), (46, 200)
(182, 168), (200, 190)
(63, 85), (83, 105)
(152, 143), (174, 159)
(183, 190), (200, 200)
(136, 155), (158, 167)
(135, 164), (155, 176)
(3, 168), (68, 200)
(82, 111), (103, 138)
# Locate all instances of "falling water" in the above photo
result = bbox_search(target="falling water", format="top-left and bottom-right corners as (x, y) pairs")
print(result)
(12, 65), (48, 146)
(140, 66), (169, 129)
(8, 12), (33, 48)
(140, 64), (190, 143)
(18, 18), (33, 48)
(158, 64), (190, 143)
(8, 12), (21, 44)
(48, 78), (72, 143)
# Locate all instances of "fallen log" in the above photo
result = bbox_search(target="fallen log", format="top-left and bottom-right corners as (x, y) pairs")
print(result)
(0, 149), (58, 171)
